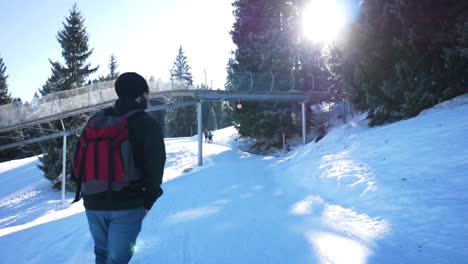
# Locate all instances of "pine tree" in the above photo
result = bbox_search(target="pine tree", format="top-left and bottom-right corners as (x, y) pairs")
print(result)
(0, 57), (15, 162)
(108, 53), (119, 80)
(38, 4), (98, 189)
(0, 57), (27, 161)
(164, 96), (197, 137)
(90, 53), (119, 82)
(0, 76), (43, 161)
(0, 57), (12, 105)
(170, 45), (193, 87)
(340, 0), (468, 125)
(165, 46), (197, 137)
(217, 101), (233, 129)
(227, 0), (313, 147)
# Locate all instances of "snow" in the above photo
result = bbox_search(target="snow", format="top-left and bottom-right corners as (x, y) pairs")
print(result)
(1, 95), (468, 263)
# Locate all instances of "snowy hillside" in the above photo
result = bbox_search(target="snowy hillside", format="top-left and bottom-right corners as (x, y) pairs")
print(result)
(0, 95), (467, 264)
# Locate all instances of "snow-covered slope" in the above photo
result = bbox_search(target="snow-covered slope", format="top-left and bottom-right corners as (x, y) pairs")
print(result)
(0, 95), (467, 263)
(273, 95), (468, 263)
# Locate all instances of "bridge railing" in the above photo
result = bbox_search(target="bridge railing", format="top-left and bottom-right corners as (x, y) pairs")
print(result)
(0, 71), (321, 132)
(226, 71), (307, 93)
(0, 80), (194, 132)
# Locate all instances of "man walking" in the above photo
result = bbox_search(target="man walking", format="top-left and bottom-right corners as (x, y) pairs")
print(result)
(73, 72), (166, 263)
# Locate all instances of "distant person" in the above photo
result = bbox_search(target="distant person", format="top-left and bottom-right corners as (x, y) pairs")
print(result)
(208, 130), (213, 143)
(72, 72), (166, 264)
(203, 128), (209, 143)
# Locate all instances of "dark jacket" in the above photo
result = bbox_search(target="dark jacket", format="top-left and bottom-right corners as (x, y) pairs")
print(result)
(82, 99), (166, 211)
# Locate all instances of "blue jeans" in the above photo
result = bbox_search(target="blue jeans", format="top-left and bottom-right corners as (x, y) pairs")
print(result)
(86, 208), (145, 264)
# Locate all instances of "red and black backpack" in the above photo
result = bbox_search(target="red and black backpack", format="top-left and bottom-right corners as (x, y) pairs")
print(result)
(72, 109), (144, 203)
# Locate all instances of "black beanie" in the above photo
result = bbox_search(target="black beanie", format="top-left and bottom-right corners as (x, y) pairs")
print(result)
(115, 72), (149, 101)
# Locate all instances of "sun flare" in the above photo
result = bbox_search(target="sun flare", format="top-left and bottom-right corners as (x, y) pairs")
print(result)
(302, 0), (346, 43)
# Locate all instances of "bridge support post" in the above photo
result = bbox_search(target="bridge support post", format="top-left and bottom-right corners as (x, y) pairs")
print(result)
(198, 101), (203, 166)
(61, 132), (67, 204)
(301, 102), (306, 145)
(55, 94), (68, 205)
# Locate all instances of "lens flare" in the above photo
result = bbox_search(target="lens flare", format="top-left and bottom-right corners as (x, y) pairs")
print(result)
(302, 0), (346, 43)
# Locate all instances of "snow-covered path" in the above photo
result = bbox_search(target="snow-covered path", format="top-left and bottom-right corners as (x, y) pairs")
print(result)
(130, 136), (391, 264)
(136, 146), (315, 263)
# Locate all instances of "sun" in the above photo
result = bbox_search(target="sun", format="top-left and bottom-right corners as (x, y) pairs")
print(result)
(302, 0), (346, 43)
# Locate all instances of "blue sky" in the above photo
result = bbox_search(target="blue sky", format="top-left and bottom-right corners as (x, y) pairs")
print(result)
(0, 0), (235, 101)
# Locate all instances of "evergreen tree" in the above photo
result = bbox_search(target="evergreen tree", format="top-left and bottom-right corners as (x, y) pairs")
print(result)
(165, 46), (197, 137)
(216, 101), (233, 129)
(90, 53), (119, 83)
(108, 53), (119, 80)
(0, 57), (18, 162)
(170, 45), (193, 87)
(0, 58), (31, 161)
(0, 57), (12, 105)
(340, 0), (468, 125)
(37, 4), (98, 189)
(39, 61), (66, 95)
(227, 0), (320, 147)
(230, 0), (297, 82)
(164, 96), (197, 137)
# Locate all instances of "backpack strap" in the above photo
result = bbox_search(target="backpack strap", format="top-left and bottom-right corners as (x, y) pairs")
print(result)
(107, 138), (115, 200)
(72, 139), (88, 204)
(72, 178), (82, 204)
(93, 139), (99, 180)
